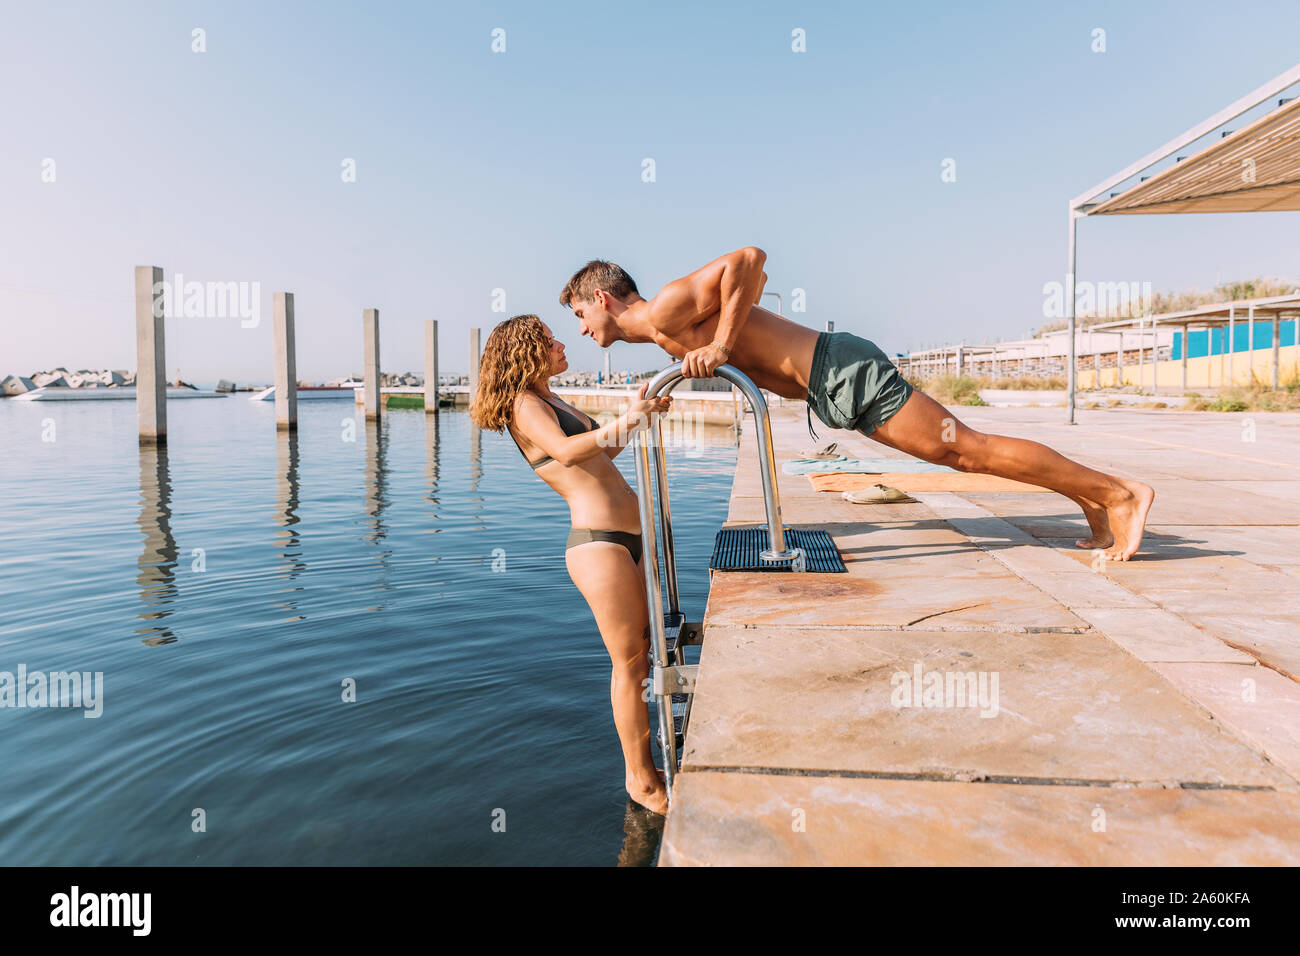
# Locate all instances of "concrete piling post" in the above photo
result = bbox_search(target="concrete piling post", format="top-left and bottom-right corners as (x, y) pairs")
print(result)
(363, 308), (381, 421)
(135, 265), (166, 444)
(273, 293), (297, 431)
(469, 327), (481, 401)
(425, 320), (439, 414)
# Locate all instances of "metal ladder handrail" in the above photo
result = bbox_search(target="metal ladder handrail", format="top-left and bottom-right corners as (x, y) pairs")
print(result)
(631, 362), (800, 802)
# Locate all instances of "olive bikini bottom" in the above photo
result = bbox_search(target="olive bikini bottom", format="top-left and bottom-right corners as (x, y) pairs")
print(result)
(565, 527), (643, 564)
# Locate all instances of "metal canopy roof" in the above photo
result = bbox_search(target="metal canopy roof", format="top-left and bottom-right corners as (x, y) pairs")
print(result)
(1087, 98), (1300, 214)
(1073, 63), (1300, 217)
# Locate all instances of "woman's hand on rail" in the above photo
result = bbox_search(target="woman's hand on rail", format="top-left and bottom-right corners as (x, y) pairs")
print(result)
(624, 381), (672, 430)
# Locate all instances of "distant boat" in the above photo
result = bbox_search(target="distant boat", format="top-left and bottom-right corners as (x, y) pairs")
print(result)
(12, 387), (228, 402)
(249, 384), (360, 402)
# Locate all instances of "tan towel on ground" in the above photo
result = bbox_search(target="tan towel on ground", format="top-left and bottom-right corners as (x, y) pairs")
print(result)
(807, 472), (1049, 493)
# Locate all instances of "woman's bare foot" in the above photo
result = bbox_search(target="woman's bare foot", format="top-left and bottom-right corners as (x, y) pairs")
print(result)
(626, 769), (668, 816)
(1073, 496), (1114, 550)
(1103, 480), (1155, 561)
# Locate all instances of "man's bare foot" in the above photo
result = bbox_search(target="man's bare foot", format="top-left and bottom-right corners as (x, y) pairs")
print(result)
(626, 770), (668, 816)
(1073, 496), (1114, 550)
(1103, 480), (1155, 561)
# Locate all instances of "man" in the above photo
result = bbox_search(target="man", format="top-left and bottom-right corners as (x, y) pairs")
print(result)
(559, 247), (1155, 560)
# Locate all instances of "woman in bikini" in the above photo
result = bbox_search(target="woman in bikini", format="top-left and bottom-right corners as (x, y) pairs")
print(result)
(469, 312), (673, 815)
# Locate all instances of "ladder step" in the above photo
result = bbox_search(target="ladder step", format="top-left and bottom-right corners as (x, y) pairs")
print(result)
(663, 610), (685, 655)
(672, 693), (689, 748)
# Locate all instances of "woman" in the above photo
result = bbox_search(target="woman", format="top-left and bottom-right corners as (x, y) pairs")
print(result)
(469, 313), (673, 815)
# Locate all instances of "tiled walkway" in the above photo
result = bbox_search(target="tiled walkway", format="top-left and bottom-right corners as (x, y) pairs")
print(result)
(660, 404), (1300, 865)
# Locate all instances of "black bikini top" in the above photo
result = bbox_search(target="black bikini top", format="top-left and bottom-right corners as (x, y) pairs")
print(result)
(507, 394), (598, 469)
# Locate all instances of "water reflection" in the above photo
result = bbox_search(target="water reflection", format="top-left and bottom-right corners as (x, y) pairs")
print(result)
(273, 430), (306, 622)
(135, 443), (178, 646)
(424, 410), (441, 501)
(616, 800), (665, 867)
(468, 421), (485, 528)
(363, 420), (394, 605)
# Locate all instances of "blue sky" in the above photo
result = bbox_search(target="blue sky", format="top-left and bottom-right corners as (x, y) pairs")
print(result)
(3, 0), (1298, 382)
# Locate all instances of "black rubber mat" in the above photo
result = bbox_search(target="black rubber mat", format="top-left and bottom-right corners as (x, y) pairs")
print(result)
(709, 527), (846, 573)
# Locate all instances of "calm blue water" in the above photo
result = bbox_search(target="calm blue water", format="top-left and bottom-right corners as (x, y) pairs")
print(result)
(0, 396), (736, 865)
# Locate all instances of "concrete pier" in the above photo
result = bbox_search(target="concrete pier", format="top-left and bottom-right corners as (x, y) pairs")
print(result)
(363, 309), (381, 422)
(468, 327), (481, 402)
(273, 293), (297, 431)
(134, 266), (166, 444)
(425, 320), (439, 414)
(660, 403), (1300, 865)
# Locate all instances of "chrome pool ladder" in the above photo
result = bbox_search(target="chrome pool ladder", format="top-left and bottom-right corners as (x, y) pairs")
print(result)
(630, 363), (802, 804)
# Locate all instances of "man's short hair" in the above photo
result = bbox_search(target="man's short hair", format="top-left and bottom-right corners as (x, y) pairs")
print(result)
(559, 260), (639, 308)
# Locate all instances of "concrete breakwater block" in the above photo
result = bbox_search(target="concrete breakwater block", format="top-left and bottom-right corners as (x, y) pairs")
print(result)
(2, 374), (36, 396)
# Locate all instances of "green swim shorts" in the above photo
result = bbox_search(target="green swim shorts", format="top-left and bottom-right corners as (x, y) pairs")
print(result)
(805, 331), (914, 439)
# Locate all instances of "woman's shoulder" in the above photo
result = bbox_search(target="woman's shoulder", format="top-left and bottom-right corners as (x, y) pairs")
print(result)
(512, 390), (542, 413)
(510, 390), (556, 429)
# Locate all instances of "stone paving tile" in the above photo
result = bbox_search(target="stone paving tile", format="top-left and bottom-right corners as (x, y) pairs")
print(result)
(1210, 481), (1300, 503)
(1020, 572), (1154, 609)
(1034, 527), (1247, 561)
(703, 549), (1088, 632)
(681, 627), (1292, 787)
(726, 495), (934, 525)
(969, 481), (1300, 526)
(963, 493), (1092, 518)
(1141, 480), (1300, 525)
(1126, 460), (1298, 482)
(1191, 614), (1300, 681)
(1031, 540), (1270, 584)
(1152, 662), (1300, 781)
(660, 772), (1300, 866)
(1140, 583), (1300, 617)
(1129, 525), (1300, 566)
(1073, 608), (1253, 663)
(997, 514), (1094, 538)
(945, 520), (1100, 578)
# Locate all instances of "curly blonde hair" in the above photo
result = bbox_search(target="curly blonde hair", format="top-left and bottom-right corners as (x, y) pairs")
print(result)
(468, 314), (553, 431)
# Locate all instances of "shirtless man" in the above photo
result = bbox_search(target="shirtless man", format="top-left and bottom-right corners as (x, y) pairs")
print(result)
(559, 247), (1155, 560)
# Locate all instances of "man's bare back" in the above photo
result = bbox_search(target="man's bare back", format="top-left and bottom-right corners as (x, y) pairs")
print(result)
(637, 303), (820, 399)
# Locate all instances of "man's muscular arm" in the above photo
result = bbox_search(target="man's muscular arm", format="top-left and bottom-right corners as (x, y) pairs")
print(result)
(712, 246), (766, 352)
(646, 247), (765, 378)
